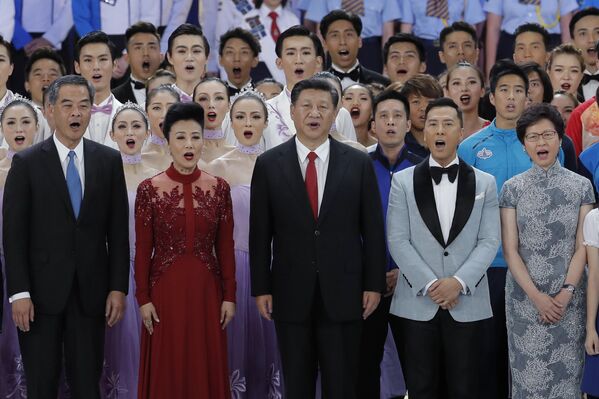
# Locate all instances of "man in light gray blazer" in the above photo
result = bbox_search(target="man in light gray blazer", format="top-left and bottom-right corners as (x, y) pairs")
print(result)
(387, 98), (500, 399)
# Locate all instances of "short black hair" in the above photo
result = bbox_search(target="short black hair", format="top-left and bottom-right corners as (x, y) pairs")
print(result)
(513, 23), (550, 51)
(489, 59), (529, 94)
(125, 21), (160, 46)
(520, 62), (553, 103)
(163, 102), (205, 141)
(275, 25), (319, 58)
(373, 88), (410, 117)
(255, 78), (284, 91)
(516, 102), (565, 143)
(167, 23), (210, 58)
(290, 77), (339, 107)
(398, 74), (444, 100)
(219, 28), (262, 57)
(569, 7), (599, 38)
(439, 21), (478, 49)
(25, 48), (67, 79)
(383, 33), (425, 63)
(192, 77), (230, 102)
(319, 9), (362, 38)
(75, 31), (118, 61)
(46, 75), (95, 105)
(425, 97), (463, 127)
(312, 32), (325, 62)
(0, 35), (15, 64)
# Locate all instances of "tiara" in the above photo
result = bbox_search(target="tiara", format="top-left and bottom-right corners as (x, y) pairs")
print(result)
(230, 87), (267, 106)
(111, 101), (150, 129)
(0, 94), (38, 122)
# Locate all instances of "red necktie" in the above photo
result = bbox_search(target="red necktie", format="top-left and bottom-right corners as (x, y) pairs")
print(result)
(269, 11), (280, 42)
(305, 152), (318, 219)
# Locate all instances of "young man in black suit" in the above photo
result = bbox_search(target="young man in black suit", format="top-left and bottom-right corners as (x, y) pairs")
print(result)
(112, 22), (163, 106)
(3, 75), (130, 399)
(321, 10), (390, 90)
(249, 77), (387, 399)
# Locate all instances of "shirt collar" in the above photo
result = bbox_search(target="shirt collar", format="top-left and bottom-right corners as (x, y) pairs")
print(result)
(331, 61), (360, 74)
(295, 136), (330, 163)
(0, 90), (13, 106)
(95, 93), (113, 107)
(260, 4), (283, 16)
(429, 156), (459, 168)
(53, 133), (84, 163)
(584, 68), (599, 76)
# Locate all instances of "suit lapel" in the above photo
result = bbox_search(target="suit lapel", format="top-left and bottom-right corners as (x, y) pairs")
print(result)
(318, 138), (348, 224)
(413, 158), (445, 248)
(125, 79), (136, 104)
(78, 139), (97, 222)
(277, 139), (316, 223)
(41, 138), (76, 222)
(446, 160), (476, 246)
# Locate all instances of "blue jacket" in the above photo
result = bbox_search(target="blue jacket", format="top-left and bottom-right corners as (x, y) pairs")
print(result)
(458, 119), (564, 267)
(579, 141), (599, 198)
(370, 144), (422, 271)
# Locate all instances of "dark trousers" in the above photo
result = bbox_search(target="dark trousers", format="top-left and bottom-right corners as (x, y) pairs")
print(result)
(274, 287), (362, 399)
(17, 281), (105, 399)
(477, 267), (510, 399)
(358, 295), (400, 398)
(358, 36), (383, 74)
(390, 310), (483, 399)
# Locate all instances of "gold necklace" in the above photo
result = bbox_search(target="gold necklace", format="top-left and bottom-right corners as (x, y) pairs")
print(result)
(535, 3), (560, 30)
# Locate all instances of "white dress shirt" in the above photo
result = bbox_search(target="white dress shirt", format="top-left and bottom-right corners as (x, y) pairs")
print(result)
(296, 136), (330, 213)
(22, 0), (73, 48)
(84, 94), (121, 149)
(582, 69), (599, 101)
(331, 61), (360, 90)
(0, 0), (15, 42)
(130, 76), (146, 107)
(423, 156), (467, 295)
(9, 134), (85, 303)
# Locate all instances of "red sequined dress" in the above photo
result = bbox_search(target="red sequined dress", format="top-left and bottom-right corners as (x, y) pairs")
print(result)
(134, 165), (235, 399)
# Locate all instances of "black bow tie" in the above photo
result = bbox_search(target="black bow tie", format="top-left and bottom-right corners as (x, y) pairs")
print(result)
(430, 164), (459, 185)
(131, 79), (145, 90)
(331, 66), (361, 82)
(582, 74), (599, 85)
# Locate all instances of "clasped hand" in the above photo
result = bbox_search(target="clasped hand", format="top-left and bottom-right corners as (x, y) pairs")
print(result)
(429, 277), (462, 310)
(532, 290), (572, 324)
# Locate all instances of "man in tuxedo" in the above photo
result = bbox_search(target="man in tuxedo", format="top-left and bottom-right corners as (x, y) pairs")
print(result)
(320, 10), (390, 89)
(112, 22), (163, 106)
(387, 97), (500, 399)
(250, 77), (386, 399)
(3, 74), (129, 399)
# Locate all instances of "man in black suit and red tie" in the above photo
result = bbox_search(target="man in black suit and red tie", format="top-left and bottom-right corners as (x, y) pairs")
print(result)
(3, 75), (129, 399)
(320, 10), (390, 90)
(249, 77), (387, 399)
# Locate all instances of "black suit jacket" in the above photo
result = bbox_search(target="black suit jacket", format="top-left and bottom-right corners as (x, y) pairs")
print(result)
(112, 77), (138, 105)
(249, 137), (386, 323)
(3, 138), (130, 316)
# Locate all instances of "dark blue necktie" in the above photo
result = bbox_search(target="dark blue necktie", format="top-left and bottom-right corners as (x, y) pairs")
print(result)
(66, 151), (82, 218)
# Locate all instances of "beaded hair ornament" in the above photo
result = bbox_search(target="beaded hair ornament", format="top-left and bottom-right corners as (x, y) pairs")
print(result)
(230, 88), (269, 121)
(111, 101), (150, 129)
(0, 94), (38, 124)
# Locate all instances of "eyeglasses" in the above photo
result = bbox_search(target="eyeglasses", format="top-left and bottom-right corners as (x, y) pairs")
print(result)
(524, 129), (558, 142)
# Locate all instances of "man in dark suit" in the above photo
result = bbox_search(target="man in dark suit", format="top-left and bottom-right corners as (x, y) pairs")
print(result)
(112, 22), (163, 106)
(3, 75), (129, 399)
(320, 10), (390, 90)
(249, 77), (387, 399)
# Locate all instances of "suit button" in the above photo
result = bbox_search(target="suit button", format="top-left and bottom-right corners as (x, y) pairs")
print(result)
(314, 230), (320, 237)
(444, 251), (449, 256)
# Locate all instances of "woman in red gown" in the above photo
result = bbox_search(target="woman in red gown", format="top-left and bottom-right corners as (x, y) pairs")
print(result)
(134, 102), (236, 398)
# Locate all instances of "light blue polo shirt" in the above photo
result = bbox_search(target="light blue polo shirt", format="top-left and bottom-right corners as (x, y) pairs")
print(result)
(401, 0), (486, 40)
(483, 0), (578, 34)
(304, 0), (402, 38)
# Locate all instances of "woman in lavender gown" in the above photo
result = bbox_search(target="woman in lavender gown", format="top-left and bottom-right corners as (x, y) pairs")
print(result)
(0, 97), (38, 398)
(207, 91), (283, 398)
(103, 102), (158, 399)
(142, 85), (179, 172)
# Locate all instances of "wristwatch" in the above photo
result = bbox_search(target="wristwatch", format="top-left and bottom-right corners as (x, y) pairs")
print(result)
(561, 283), (576, 293)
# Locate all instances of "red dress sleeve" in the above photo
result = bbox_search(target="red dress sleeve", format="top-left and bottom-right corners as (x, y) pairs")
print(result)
(134, 179), (155, 307)
(566, 97), (594, 156)
(215, 178), (236, 303)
